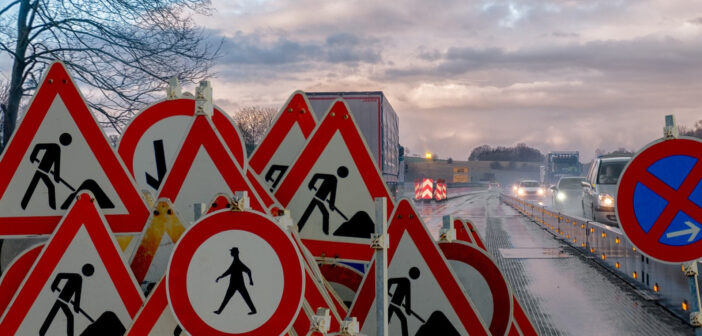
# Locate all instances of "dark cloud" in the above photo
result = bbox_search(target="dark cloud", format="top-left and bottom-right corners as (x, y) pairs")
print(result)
(383, 37), (702, 82)
(552, 31), (579, 38)
(217, 31), (382, 66)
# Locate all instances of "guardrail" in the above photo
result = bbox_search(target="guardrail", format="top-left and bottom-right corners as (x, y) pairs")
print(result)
(500, 193), (693, 321)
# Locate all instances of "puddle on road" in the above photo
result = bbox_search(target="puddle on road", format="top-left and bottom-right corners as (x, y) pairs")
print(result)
(499, 247), (571, 259)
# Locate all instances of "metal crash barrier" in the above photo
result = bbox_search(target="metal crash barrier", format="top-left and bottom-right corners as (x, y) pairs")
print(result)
(501, 193), (693, 321)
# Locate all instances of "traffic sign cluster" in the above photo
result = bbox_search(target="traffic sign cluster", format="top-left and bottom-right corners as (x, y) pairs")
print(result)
(0, 62), (535, 335)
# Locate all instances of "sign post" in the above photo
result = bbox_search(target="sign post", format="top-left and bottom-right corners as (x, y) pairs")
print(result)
(618, 114), (702, 333)
(373, 197), (388, 336)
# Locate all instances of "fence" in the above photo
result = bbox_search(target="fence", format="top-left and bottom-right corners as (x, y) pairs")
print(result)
(501, 193), (693, 321)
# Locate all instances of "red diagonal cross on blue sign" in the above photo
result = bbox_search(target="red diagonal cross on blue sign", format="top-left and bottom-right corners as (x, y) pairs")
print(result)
(618, 137), (702, 263)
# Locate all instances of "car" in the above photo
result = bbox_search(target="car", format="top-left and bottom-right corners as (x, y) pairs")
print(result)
(581, 156), (632, 226)
(515, 180), (545, 200)
(550, 176), (586, 214)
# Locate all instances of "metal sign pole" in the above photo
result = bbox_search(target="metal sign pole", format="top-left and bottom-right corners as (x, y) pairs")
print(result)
(372, 197), (388, 336)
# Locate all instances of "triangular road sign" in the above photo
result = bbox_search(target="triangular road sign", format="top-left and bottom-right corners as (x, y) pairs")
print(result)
(0, 62), (149, 236)
(206, 193), (236, 214)
(275, 100), (394, 262)
(156, 114), (272, 221)
(249, 91), (317, 194)
(0, 243), (44, 316)
(118, 98), (247, 195)
(129, 199), (187, 290)
(125, 277), (182, 336)
(0, 193), (144, 334)
(348, 199), (489, 335)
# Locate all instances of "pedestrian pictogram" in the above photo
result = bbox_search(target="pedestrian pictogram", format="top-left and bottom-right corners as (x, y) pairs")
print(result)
(348, 199), (489, 336)
(617, 137), (702, 263)
(167, 210), (304, 335)
(128, 199), (186, 292)
(118, 98), (247, 195)
(0, 62), (149, 236)
(214, 247), (257, 316)
(249, 91), (317, 194)
(0, 193), (144, 335)
(275, 100), (394, 262)
(156, 114), (273, 221)
(439, 240), (513, 336)
(125, 278), (183, 336)
(0, 243), (44, 316)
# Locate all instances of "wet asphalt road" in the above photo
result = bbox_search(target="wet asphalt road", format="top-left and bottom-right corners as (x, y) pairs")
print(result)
(414, 190), (694, 336)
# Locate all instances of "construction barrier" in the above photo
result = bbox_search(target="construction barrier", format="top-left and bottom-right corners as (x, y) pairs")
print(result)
(501, 194), (692, 321)
(414, 178), (434, 201)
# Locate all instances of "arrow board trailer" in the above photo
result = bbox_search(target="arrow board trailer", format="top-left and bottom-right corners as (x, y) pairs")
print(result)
(306, 92), (400, 194)
(348, 199), (489, 336)
(167, 209), (304, 336)
(156, 114), (272, 222)
(274, 100), (395, 263)
(0, 193), (144, 335)
(617, 137), (702, 263)
(118, 98), (247, 198)
(248, 91), (317, 196)
(0, 62), (148, 236)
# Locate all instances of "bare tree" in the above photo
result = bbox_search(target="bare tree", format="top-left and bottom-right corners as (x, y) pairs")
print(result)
(233, 106), (277, 155)
(0, 0), (221, 149)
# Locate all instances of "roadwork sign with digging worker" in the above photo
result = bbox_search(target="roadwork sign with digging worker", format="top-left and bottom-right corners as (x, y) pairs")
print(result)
(274, 102), (395, 262)
(22, 133), (115, 211)
(0, 62), (149, 236)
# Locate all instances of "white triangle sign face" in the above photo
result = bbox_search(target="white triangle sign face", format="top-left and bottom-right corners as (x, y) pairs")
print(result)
(348, 199), (489, 336)
(125, 277), (183, 336)
(0, 62), (149, 236)
(118, 98), (247, 196)
(0, 193), (144, 334)
(156, 114), (273, 221)
(249, 91), (317, 195)
(274, 100), (394, 262)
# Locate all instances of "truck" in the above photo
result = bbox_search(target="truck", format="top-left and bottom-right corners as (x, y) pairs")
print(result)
(305, 92), (400, 194)
(544, 151), (581, 186)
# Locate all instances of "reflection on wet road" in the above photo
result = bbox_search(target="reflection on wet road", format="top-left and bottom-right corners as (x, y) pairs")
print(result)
(414, 191), (693, 335)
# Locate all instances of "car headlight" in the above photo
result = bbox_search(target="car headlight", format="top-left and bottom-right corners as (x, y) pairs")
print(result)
(598, 193), (614, 207)
(556, 191), (566, 201)
(517, 188), (525, 196)
(513, 185), (518, 191)
(537, 188), (545, 195)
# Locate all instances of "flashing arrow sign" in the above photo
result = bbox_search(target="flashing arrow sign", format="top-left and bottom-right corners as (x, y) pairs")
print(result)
(665, 221), (701, 242)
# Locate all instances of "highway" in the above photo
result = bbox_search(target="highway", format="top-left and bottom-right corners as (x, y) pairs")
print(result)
(415, 190), (694, 335)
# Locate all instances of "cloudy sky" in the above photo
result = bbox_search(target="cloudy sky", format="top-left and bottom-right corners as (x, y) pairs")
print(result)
(199, 1), (702, 161)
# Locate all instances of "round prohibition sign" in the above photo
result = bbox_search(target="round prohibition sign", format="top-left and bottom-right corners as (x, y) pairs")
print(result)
(167, 210), (304, 335)
(439, 241), (513, 336)
(618, 137), (702, 263)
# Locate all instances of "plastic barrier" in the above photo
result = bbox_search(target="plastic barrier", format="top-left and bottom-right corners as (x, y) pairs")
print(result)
(500, 193), (692, 321)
